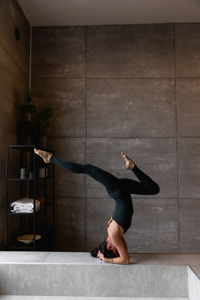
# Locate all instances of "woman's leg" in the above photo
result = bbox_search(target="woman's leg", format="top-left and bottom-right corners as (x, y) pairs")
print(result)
(119, 165), (160, 195)
(51, 156), (120, 192)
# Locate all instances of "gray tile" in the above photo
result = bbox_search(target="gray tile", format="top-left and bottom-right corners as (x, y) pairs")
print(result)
(32, 79), (85, 138)
(44, 252), (101, 264)
(153, 253), (200, 266)
(86, 197), (178, 254)
(130, 253), (159, 265)
(178, 138), (200, 197)
(126, 198), (179, 253)
(48, 138), (86, 198)
(0, 0), (30, 73)
(0, 264), (75, 296)
(0, 263), (188, 297)
(87, 79), (176, 137)
(0, 128), (17, 161)
(177, 79), (200, 137)
(0, 252), (48, 263)
(0, 297), (106, 300)
(71, 265), (187, 297)
(130, 253), (200, 266)
(108, 298), (190, 300)
(32, 27), (85, 78)
(0, 127), (17, 227)
(107, 298), (189, 300)
(87, 24), (174, 78)
(86, 138), (177, 198)
(55, 197), (85, 251)
(0, 295), (109, 300)
(86, 198), (114, 251)
(39, 137), (86, 251)
(0, 295), (191, 300)
(176, 23), (200, 77)
(0, 46), (29, 133)
(179, 198), (200, 253)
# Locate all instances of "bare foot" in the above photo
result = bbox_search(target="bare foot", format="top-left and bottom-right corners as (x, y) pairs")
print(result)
(34, 148), (53, 164)
(121, 152), (135, 170)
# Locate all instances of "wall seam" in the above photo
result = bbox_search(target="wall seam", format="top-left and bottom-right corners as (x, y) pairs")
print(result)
(0, 40), (28, 75)
(46, 136), (200, 139)
(84, 26), (88, 251)
(31, 76), (198, 80)
(52, 196), (200, 199)
(29, 25), (32, 90)
(174, 23), (180, 253)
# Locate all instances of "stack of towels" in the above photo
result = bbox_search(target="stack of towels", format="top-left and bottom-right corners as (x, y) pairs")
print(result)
(10, 197), (40, 213)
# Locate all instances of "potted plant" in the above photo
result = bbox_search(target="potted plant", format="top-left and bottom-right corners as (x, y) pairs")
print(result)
(18, 89), (53, 147)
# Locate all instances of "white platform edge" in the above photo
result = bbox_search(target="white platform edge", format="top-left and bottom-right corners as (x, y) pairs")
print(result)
(0, 297), (191, 300)
(188, 266), (200, 300)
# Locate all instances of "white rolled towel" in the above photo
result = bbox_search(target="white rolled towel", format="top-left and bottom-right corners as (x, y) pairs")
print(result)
(10, 197), (40, 211)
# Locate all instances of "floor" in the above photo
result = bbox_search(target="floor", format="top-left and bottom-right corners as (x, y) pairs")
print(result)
(0, 297), (191, 300)
(1, 252), (199, 299)
(0, 251), (199, 278)
(132, 253), (200, 278)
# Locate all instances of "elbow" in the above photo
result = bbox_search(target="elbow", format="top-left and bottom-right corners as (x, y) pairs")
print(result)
(121, 256), (130, 265)
(122, 259), (130, 265)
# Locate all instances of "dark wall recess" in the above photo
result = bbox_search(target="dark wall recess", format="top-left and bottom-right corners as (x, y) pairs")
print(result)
(15, 27), (20, 41)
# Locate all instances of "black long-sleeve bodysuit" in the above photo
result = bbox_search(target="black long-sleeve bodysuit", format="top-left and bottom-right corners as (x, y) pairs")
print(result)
(50, 156), (160, 233)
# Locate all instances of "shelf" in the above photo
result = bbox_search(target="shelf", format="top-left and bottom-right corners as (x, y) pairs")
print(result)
(6, 246), (37, 251)
(8, 211), (39, 215)
(7, 145), (53, 152)
(8, 176), (54, 181)
(6, 239), (42, 251)
(5, 145), (55, 251)
(8, 178), (34, 181)
(6, 233), (53, 251)
(7, 145), (35, 151)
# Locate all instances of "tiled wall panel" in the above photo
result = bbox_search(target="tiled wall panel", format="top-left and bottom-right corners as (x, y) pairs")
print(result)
(32, 23), (200, 253)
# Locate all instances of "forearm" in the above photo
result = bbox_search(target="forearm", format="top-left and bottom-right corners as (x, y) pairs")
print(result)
(103, 256), (130, 265)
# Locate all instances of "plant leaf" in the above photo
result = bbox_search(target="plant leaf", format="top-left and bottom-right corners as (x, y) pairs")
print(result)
(38, 108), (53, 121)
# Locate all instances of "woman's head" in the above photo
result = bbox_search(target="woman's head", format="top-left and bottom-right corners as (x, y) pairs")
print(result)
(91, 239), (119, 258)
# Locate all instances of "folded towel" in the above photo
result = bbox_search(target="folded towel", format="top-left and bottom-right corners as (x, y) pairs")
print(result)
(12, 201), (40, 207)
(10, 197), (40, 210)
(12, 204), (40, 210)
(11, 209), (38, 213)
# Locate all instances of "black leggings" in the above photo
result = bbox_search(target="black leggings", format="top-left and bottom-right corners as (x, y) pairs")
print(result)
(50, 156), (160, 195)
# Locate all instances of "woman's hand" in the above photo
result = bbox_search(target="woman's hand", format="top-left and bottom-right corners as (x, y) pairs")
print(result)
(97, 250), (105, 261)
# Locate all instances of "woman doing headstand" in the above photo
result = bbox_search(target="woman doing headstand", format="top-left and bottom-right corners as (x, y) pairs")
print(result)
(34, 149), (160, 265)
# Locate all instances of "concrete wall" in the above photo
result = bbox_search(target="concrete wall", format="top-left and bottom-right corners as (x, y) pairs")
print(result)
(0, 0), (30, 247)
(31, 23), (200, 253)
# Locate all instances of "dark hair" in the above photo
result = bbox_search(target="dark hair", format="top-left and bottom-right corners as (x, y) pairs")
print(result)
(91, 239), (117, 258)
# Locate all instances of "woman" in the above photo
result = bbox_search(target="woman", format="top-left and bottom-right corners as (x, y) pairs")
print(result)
(34, 149), (160, 265)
